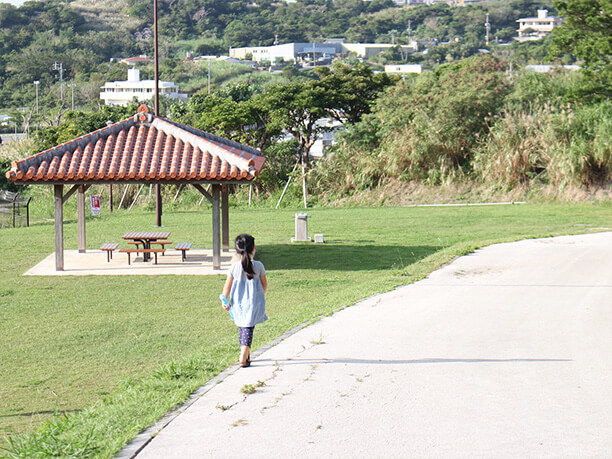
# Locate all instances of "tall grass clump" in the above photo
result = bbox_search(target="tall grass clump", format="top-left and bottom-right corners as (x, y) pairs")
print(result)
(474, 101), (611, 189)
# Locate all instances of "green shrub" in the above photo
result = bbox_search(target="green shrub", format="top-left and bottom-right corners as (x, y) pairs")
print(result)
(473, 101), (611, 188)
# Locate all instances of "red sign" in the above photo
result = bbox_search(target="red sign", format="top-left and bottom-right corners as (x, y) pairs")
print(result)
(90, 195), (101, 216)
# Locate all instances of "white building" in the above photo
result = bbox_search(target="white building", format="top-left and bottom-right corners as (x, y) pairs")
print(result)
(100, 68), (188, 107)
(516, 9), (563, 41)
(342, 42), (417, 59)
(0, 114), (11, 126)
(384, 64), (422, 74)
(525, 64), (580, 73)
(229, 42), (417, 63)
(230, 43), (341, 64)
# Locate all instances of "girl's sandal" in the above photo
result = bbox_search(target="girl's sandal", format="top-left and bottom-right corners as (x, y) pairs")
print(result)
(240, 355), (251, 368)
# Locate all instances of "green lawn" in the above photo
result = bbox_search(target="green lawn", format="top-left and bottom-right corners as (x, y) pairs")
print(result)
(1, 202), (610, 457)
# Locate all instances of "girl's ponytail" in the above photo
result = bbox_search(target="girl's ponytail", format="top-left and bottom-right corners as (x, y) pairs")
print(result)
(235, 234), (256, 280)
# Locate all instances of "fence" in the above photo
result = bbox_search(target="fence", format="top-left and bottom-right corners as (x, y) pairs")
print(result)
(0, 190), (31, 228)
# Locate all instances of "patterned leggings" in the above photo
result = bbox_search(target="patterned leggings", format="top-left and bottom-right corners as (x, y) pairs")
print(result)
(238, 326), (254, 347)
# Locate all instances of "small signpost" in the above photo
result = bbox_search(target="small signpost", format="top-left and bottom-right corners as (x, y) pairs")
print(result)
(90, 195), (101, 216)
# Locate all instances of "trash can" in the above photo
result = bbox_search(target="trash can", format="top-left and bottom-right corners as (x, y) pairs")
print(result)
(292, 213), (311, 242)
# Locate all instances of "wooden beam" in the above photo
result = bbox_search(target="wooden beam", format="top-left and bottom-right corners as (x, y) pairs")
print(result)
(193, 184), (213, 204)
(212, 184), (221, 270)
(62, 184), (80, 204)
(222, 184), (229, 252)
(54, 184), (64, 271)
(77, 185), (86, 253)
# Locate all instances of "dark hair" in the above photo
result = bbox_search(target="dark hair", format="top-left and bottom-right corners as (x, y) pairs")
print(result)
(235, 234), (256, 279)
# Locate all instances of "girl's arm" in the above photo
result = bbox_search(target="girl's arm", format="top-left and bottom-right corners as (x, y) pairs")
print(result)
(260, 274), (268, 294)
(221, 276), (233, 310)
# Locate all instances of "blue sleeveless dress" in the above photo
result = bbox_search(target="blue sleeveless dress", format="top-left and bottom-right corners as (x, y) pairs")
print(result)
(228, 260), (267, 327)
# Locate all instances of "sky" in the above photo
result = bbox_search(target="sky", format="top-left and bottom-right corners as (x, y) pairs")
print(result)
(1, 0), (27, 6)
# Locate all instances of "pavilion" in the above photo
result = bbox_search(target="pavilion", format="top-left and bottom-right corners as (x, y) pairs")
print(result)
(5, 105), (266, 271)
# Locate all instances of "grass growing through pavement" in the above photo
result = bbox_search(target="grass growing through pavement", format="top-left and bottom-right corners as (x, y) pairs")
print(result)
(1, 203), (611, 457)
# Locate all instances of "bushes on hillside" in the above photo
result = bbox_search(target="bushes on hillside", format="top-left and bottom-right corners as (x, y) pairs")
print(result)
(311, 55), (610, 198)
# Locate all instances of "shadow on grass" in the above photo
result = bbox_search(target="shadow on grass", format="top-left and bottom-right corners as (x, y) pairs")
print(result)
(259, 244), (442, 271)
(0, 409), (79, 419)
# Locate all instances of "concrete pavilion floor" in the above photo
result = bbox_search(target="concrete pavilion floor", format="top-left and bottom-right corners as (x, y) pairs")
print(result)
(24, 248), (237, 276)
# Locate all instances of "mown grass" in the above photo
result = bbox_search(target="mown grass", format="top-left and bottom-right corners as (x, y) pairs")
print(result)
(1, 202), (611, 457)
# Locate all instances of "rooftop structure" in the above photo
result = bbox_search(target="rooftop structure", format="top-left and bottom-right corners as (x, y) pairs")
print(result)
(100, 68), (188, 106)
(6, 105), (264, 185)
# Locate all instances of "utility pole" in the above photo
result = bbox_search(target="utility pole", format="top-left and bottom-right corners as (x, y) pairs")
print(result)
(407, 20), (412, 42)
(154, 0), (162, 226)
(485, 13), (490, 46)
(52, 62), (64, 103)
(208, 58), (211, 94)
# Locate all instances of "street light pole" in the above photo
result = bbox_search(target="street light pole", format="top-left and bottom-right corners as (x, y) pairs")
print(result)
(33, 81), (39, 114)
(68, 83), (76, 110)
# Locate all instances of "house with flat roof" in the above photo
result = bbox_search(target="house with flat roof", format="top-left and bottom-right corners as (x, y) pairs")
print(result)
(517, 9), (563, 41)
(229, 41), (417, 63)
(230, 43), (342, 64)
(100, 68), (188, 106)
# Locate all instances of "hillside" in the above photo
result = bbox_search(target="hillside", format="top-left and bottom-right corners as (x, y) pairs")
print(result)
(0, 0), (556, 113)
(68, 0), (140, 32)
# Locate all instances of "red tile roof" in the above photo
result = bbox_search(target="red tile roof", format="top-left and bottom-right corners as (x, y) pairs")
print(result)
(6, 105), (265, 184)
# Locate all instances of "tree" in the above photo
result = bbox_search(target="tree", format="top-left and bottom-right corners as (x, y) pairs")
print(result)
(259, 81), (334, 206)
(335, 54), (511, 183)
(33, 104), (139, 151)
(316, 62), (397, 125)
(549, 0), (612, 96)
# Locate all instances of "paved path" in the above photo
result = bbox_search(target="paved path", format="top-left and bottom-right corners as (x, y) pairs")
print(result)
(127, 233), (612, 458)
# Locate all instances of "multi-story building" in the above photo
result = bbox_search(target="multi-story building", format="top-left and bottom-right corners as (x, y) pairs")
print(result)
(516, 9), (563, 41)
(100, 69), (187, 107)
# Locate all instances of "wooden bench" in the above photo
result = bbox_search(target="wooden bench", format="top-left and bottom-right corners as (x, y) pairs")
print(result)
(174, 243), (192, 262)
(100, 243), (119, 262)
(150, 240), (172, 254)
(119, 248), (165, 265)
(127, 241), (142, 251)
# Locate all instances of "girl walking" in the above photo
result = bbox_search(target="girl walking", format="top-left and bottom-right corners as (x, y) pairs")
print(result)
(221, 234), (267, 367)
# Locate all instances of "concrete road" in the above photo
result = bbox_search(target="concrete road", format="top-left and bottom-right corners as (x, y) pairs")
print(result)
(126, 232), (612, 459)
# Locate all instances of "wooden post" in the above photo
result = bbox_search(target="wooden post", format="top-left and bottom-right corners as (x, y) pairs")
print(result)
(54, 184), (64, 271)
(222, 184), (229, 252)
(109, 184), (113, 212)
(77, 185), (86, 253)
(156, 184), (162, 226)
(212, 184), (221, 270)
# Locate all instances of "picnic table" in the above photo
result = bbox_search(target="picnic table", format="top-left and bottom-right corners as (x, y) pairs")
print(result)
(122, 231), (171, 262)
